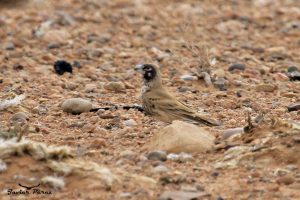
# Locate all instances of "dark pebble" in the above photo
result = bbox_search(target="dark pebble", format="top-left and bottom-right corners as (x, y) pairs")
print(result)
(214, 78), (227, 91)
(147, 151), (167, 162)
(13, 64), (24, 70)
(287, 103), (300, 112)
(228, 63), (245, 71)
(177, 87), (190, 93)
(48, 43), (60, 49)
(287, 66), (298, 73)
(54, 60), (73, 75)
(211, 171), (219, 177)
(236, 91), (242, 97)
(216, 196), (224, 200)
(73, 60), (81, 68)
(288, 71), (300, 81)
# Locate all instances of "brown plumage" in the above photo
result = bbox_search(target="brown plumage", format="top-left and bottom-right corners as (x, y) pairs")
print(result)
(134, 64), (220, 126)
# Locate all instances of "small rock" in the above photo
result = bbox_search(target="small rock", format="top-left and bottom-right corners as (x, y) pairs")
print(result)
(180, 75), (198, 81)
(178, 152), (193, 162)
(43, 29), (71, 44)
(0, 160), (7, 172)
(90, 139), (106, 148)
(146, 121), (215, 153)
(47, 43), (60, 49)
(214, 78), (227, 91)
(288, 71), (300, 81)
(276, 174), (295, 185)
(10, 112), (28, 125)
(280, 92), (298, 98)
(120, 150), (136, 160)
(222, 127), (244, 140)
(123, 119), (137, 127)
(255, 84), (277, 92)
(61, 98), (92, 114)
(215, 196), (225, 200)
(119, 192), (132, 198)
(287, 102), (300, 112)
(212, 68), (226, 78)
(104, 82), (125, 92)
(32, 105), (48, 115)
(84, 84), (97, 93)
(153, 165), (168, 173)
(287, 66), (299, 73)
(87, 33), (111, 44)
(73, 60), (81, 68)
(167, 153), (179, 161)
(56, 12), (75, 26)
(13, 64), (24, 71)
(54, 60), (73, 75)
(147, 151), (167, 161)
(87, 48), (103, 58)
(215, 20), (244, 34)
(228, 63), (245, 71)
(4, 42), (15, 50)
(158, 190), (208, 200)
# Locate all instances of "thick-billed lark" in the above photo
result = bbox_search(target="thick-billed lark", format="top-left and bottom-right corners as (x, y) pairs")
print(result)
(134, 64), (220, 126)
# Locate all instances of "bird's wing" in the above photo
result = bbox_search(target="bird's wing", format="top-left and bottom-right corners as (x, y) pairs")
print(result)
(146, 89), (220, 126)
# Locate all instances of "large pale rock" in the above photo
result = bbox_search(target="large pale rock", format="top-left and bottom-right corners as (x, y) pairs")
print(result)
(61, 98), (92, 114)
(147, 121), (215, 154)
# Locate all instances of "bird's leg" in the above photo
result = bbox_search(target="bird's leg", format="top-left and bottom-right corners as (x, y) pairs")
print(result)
(122, 104), (144, 112)
(90, 104), (144, 113)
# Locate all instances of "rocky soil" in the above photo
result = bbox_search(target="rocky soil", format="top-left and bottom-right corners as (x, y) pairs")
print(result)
(0, 0), (300, 200)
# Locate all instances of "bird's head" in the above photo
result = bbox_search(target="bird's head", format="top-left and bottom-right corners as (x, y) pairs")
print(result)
(134, 64), (160, 82)
(134, 64), (162, 88)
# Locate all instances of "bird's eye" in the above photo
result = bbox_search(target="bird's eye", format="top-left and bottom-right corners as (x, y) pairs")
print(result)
(144, 67), (151, 71)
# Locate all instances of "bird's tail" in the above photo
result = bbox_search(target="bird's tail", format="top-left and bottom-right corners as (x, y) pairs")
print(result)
(184, 113), (221, 126)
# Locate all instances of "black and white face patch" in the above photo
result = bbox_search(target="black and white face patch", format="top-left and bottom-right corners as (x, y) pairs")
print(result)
(142, 64), (157, 81)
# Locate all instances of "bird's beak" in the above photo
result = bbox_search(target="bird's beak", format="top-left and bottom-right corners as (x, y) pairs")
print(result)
(134, 64), (144, 73)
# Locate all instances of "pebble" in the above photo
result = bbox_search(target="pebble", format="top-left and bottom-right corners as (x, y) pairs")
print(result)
(119, 192), (132, 198)
(228, 63), (245, 71)
(43, 29), (71, 44)
(104, 82), (125, 92)
(54, 60), (73, 75)
(73, 61), (81, 68)
(147, 150), (167, 161)
(287, 102), (300, 112)
(90, 139), (106, 148)
(276, 174), (295, 185)
(123, 119), (137, 127)
(178, 152), (193, 162)
(222, 127), (244, 140)
(119, 150), (136, 160)
(287, 66), (298, 73)
(87, 33), (111, 44)
(214, 78), (227, 91)
(32, 105), (48, 115)
(61, 98), (92, 114)
(288, 71), (300, 81)
(0, 160), (7, 172)
(10, 112), (28, 125)
(4, 42), (15, 50)
(153, 165), (168, 173)
(255, 84), (277, 92)
(167, 153), (179, 161)
(84, 84), (97, 93)
(47, 43), (60, 49)
(280, 92), (298, 98)
(180, 74), (198, 81)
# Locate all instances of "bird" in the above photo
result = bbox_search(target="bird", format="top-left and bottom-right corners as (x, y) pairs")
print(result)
(134, 63), (221, 126)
